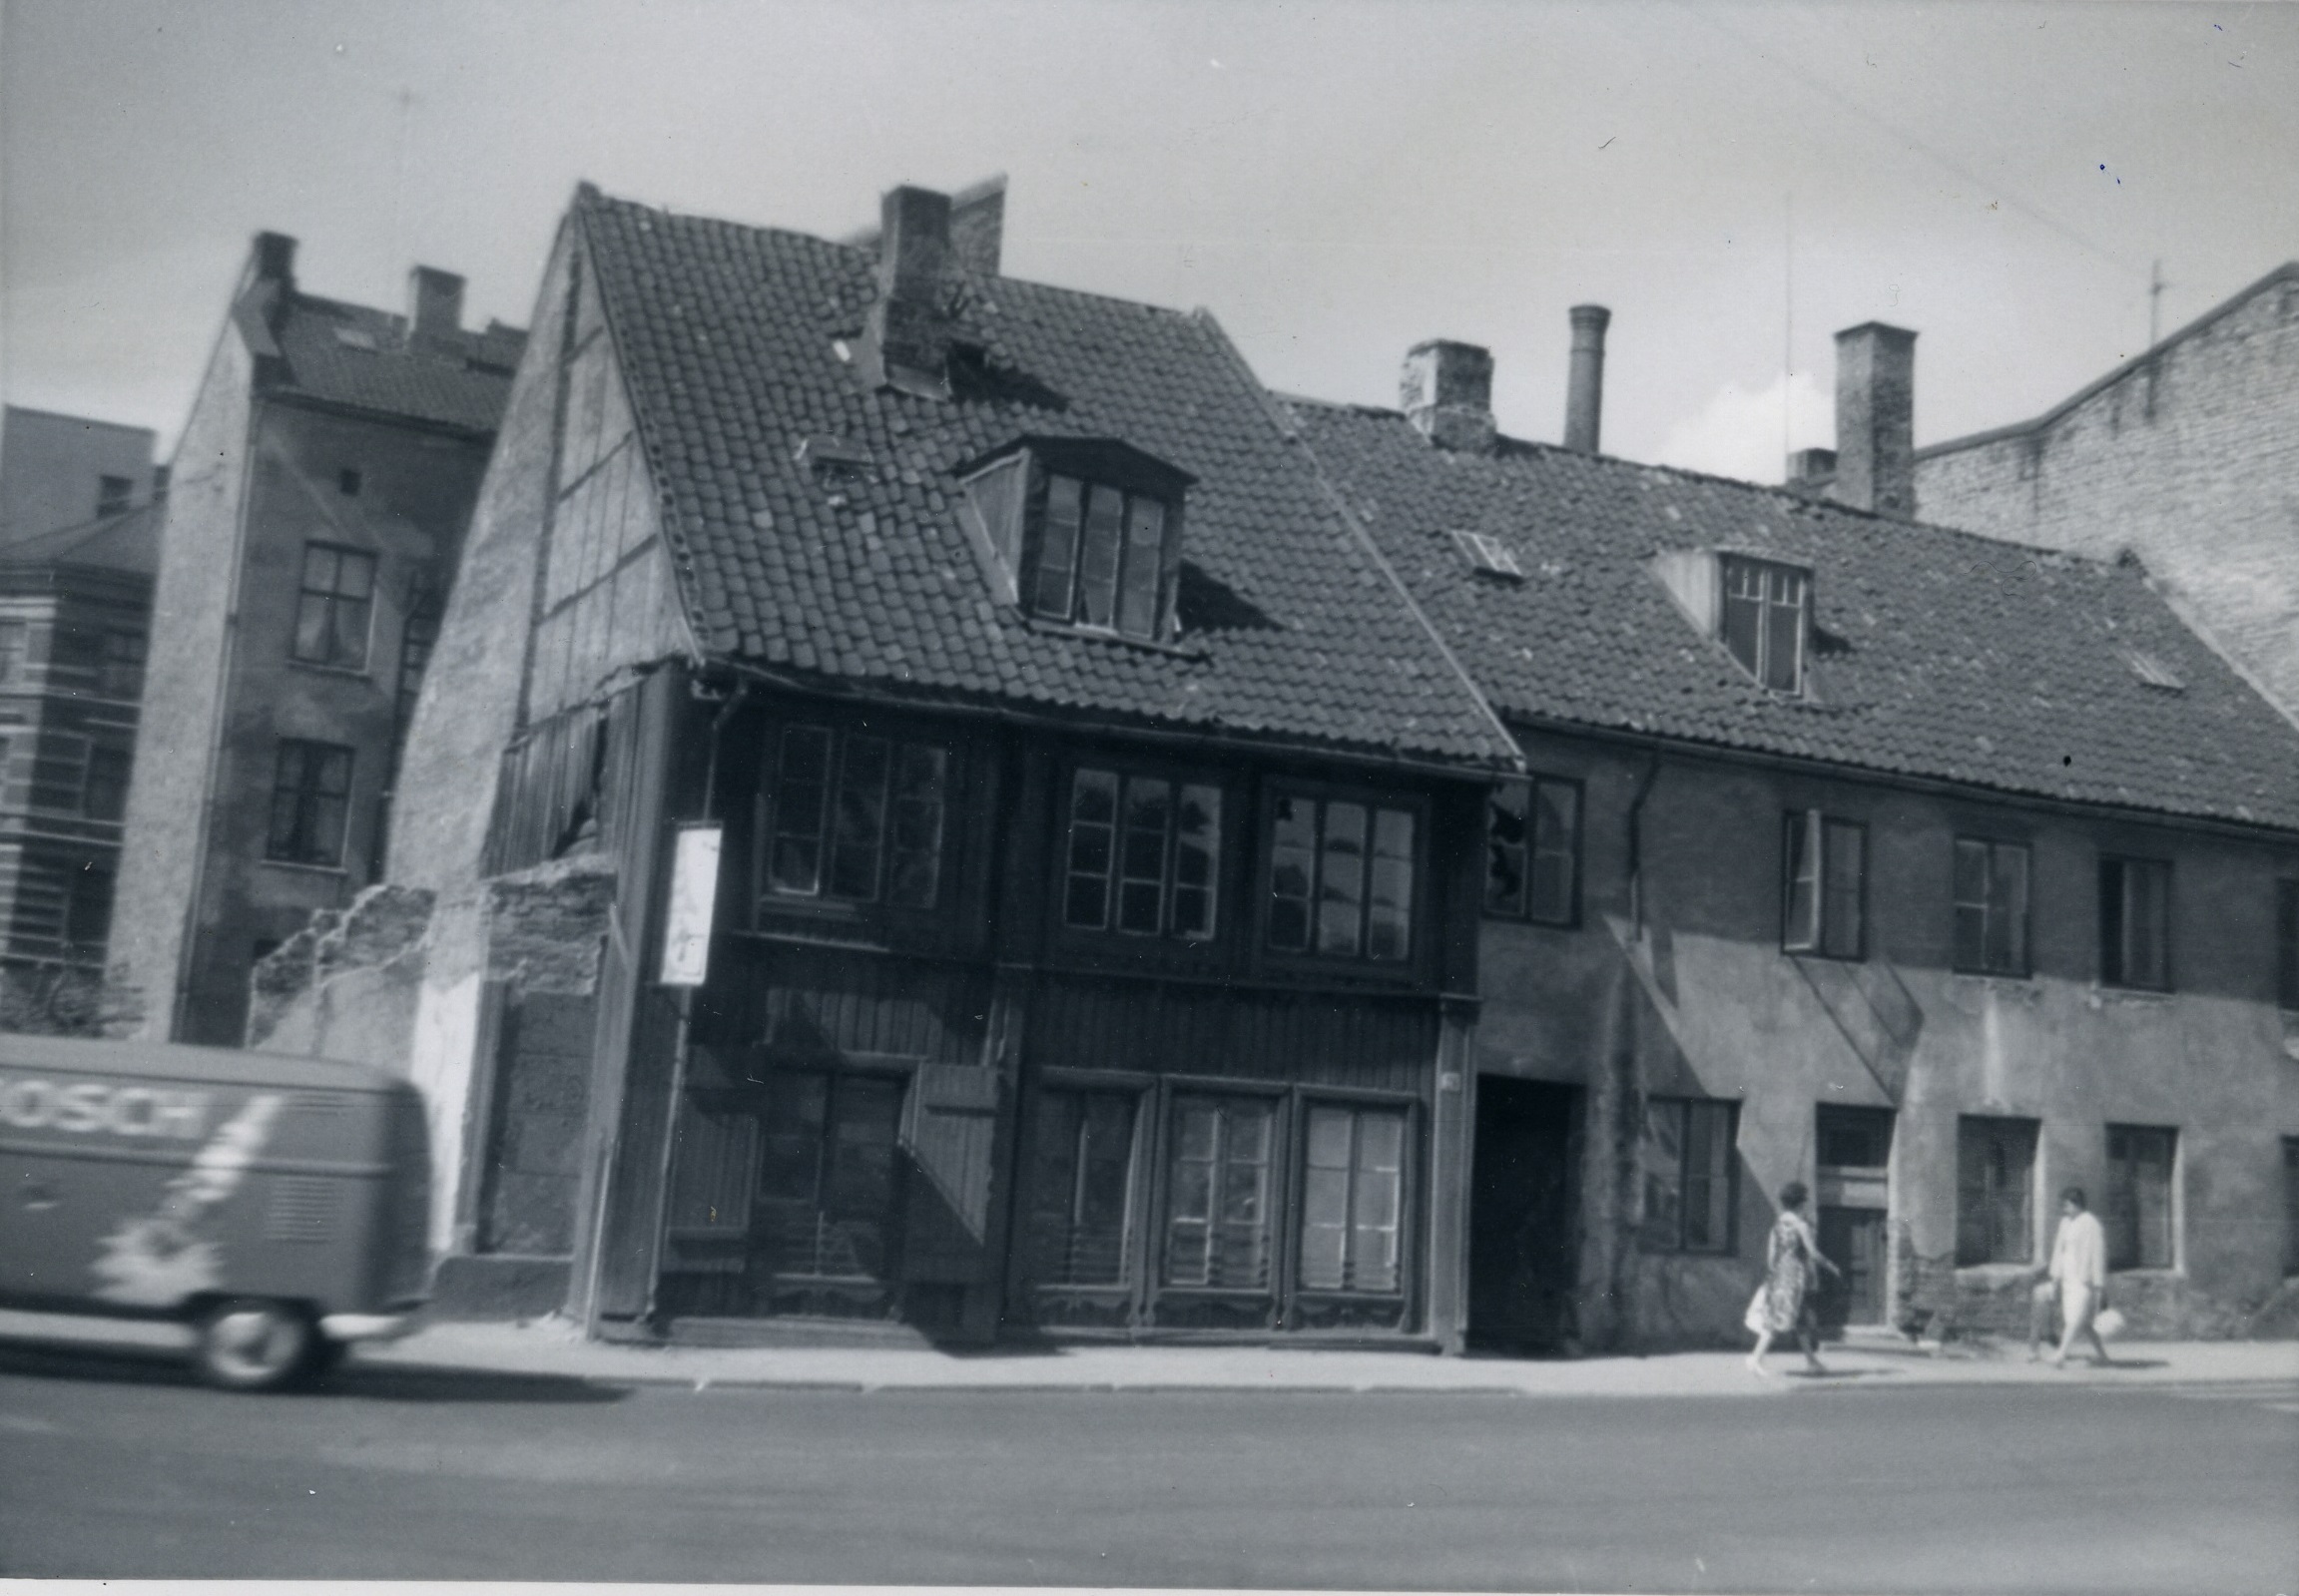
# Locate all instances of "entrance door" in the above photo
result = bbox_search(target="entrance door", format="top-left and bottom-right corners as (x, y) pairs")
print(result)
(1812, 1104), (1893, 1331)
(1814, 1207), (1885, 1328)
(1467, 1078), (1582, 1352)
(751, 1070), (905, 1319)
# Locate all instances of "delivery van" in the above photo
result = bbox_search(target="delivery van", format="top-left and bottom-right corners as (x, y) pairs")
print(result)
(0, 1033), (431, 1389)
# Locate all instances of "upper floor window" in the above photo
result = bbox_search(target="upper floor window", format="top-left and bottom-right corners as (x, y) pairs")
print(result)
(292, 543), (375, 672)
(1784, 810), (1865, 960)
(2276, 879), (2299, 1011)
(2098, 854), (2170, 990)
(1720, 556), (1809, 693)
(1266, 793), (1416, 963)
(97, 475), (133, 518)
(82, 745), (131, 821)
(99, 631), (147, 701)
(1061, 768), (1221, 941)
(267, 739), (352, 866)
(1953, 837), (2030, 977)
(958, 438), (1193, 645)
(1484, 776), (1580, 926)
(758, 723), (948, 911)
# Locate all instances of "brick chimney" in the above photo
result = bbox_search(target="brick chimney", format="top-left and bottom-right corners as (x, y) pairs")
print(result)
(407, 266), (465, 342)
(1402, 339), (1495, 453)
(253, 232), (297, 289)
(860, 185), (961, 398)
(1783, 447), (1837, 498)
(1832, 322), (1917, 518)
(1563, 304), (1610, 454)
(947, 175), (1005, 276)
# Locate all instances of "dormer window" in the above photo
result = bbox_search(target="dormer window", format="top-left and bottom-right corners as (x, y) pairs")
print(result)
(957, 437), (1194, 644)
(1720, 556), (1808, 693)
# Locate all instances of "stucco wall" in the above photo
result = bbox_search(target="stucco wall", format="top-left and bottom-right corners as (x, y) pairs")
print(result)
(1917, 275), (2299, 716)
(1475, 729), (2299, 1349)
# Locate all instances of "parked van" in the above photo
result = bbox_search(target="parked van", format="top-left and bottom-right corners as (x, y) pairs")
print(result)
(0, 1034), (430, 1389)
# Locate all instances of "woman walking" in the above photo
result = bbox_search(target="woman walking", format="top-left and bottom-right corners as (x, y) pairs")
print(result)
(1746, 1181), (1840, 1376)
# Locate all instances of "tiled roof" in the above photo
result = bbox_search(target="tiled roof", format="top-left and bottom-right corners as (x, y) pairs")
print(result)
(1290, 398), (2299, 832)
(257, 291), (524, 435)
(573, 188), (1515, 768)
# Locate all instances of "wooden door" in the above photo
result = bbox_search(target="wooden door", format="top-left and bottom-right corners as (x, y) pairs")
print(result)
(1815, 1206), (1885, 1329)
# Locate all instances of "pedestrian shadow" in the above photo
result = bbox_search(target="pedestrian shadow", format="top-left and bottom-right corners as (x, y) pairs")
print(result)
(0, 1339), (625, 1404)
(1788, 1364), (1902, 1381)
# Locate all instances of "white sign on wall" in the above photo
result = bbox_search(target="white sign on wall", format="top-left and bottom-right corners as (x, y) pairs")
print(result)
(659, 823), (723, 987)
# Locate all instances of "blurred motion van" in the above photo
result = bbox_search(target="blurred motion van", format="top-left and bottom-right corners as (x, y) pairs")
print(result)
(0, 1034), (431, 1388)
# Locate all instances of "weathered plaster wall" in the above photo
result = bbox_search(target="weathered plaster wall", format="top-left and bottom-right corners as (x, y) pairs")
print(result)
(1476, 729), (2299, 1348)
(1917, 276), (2299, 716)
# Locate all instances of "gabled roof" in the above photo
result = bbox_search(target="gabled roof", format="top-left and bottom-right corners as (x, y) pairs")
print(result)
(1918, 261), (2299, 460)
(1290, 398), (2299, 832)
(242, 285), (525, 436)
(571, 187), (1515, 769)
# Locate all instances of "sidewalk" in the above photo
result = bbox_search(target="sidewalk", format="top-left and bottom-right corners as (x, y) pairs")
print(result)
(353, 1318), (2299, 1397)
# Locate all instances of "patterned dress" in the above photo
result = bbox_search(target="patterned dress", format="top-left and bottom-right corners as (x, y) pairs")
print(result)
(1758, 1210), (1824, 1334)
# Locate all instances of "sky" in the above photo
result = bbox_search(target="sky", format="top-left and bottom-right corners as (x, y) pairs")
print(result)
(3, 0), (2295, 481)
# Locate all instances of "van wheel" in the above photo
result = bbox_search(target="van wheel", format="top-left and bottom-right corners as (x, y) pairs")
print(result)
(194, 1300), (316, 1391)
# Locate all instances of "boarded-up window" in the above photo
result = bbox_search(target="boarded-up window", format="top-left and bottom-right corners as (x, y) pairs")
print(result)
(760, 724), (948, 910)
(1297, 1102), (1409, 1295)
(1484, 777), (1581, 926)
(1061, 769), (1221, 940)
(1267, 793), (1416, 963)
(1954, 837), (2031, 976)
(2105, 1124), (2176, 1271)
(1720, 556), (1808, 693)
(1641, 1097), (1736, 1253)
(1162, 1094), (1277, 1291)
(1025, 1089), (1139, 1287)
(1956, 1115), (2037, 1266)
(2099, 855), (2171, 990)
(1784, 811), (1865, 959)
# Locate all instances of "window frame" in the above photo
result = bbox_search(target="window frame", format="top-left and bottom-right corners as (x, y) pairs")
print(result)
(98, 631), (147, 701)
(1293, 1095), (1416, 1300)
(1056, 762), (1226, 945)
(1022, 1082), (1148, 1294)
(1718, 554), (1811, 695)
(1952, 835), (2033, 978)
(958, 440), (1194, 646)
(2283, 1136), (2299, 1279)
(1955, 1114), (2038, 1268)
(288, 540), (378, 674)
(1639, 1096), (1740, 1255)
(752, 719), (955, 920)
(1782, 809), (1868, 961)
(96, 474), (134, 518)
(265, 738), (354, 868)
(1483, 775), (1583, 928)
(81, 744), (131, 822)
(2098, 853), (2173, 992)
(2104, 1123), (2178, 1273)
(1260, 782), (1428, 972)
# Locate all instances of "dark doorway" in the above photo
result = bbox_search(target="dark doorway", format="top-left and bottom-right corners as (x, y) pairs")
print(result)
(1467, 1077), (1582, 1353)
(1815, 1207), (1886, 1329)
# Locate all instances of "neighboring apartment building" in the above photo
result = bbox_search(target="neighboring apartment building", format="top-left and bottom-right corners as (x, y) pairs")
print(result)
(0, 409), (163, 1012)
(1292, 317), (2299, 1346)
(1912, 263), (2299, 717)
(107, 233), (523, 1045)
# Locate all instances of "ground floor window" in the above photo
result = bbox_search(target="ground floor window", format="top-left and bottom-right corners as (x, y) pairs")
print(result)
(1298, 1102), (1407, 1294)
(1164, 1094), (1278, 1291)
(2105, 1124), (2176, 1271)
(1639, 1097), (1736, 1254)
(1956, 1116), (2037, 1266)
(1025, 1088), (1139, 1287)
(754, 1070), (903, 1284)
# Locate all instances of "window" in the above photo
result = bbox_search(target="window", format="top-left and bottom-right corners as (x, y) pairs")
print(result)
(0, 621), (28, 683)
(82, 745), (131, 821)
(1641, 1097), (1736, 1253)
(395, 582), (442, 734)
(754, 1071), (902, 1281)
(2277, 879), (2299, 1011)
(96, 475), (133, 517)
(1485, 777), (1580, 925)
(98, 632), (147, 700)
(2285, 1139), (2299, 1277)
(65, 865), (114, 952)
(1162, 1094), (1276, 1291)
(1266, 794), (1416, 962)
(1816, 1105), (1893, 1171)
(2099, 855), (2171, 990)
(759, 724), (948, 910)
(1954, 838), (2031, 976)
(1956, 1116), (2037, 1266)
(1031, 472), (1172, 639)
(2105, 1125), (2176, 1271)
(1784, 810), (1865, 959)
(1025, 1089), (1139, 1288)
(1061, 769), (1221, 940)
(291, 543), (376, 671)
(266, 740), (352, 866)
(337, 467), (363, 497)
(1720, 556), (1809, 693)
(1297, 1102), (1408, 1295)
(1450, 530), (1524, 580)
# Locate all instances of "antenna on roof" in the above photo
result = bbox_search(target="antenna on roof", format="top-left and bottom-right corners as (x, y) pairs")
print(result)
(2147, 258), (2167, 348)
(1782, 191), (1794, 481)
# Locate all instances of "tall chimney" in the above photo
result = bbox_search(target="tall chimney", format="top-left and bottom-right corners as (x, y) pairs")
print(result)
(861, 185), (958, 397)
(1401, 339), (1495, 453)
(1832, 322), (1917, 518)
(948, 175), (1005, 276)
(1563, 304), (1610, 454)
(407, 266), (465, 341)
(253, 232), (297, 288)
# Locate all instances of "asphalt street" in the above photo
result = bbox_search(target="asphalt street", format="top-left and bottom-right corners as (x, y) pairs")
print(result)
(0, 1342), (2293, 1593)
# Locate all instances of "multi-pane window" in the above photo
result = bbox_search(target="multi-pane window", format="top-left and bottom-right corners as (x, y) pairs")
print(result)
(2099, 855), (2171, 990)
(2105, 1125), (2176, 1271)
(99, 632), (147, 700)
(1720, 556), (1809, 693)
(291, 543), (376, 671)
(1641, 1097), (1736, 1253)
(396, 589), (441, 732)
(266, 740), (352, 866)
(1484, 777), (1581, 925)
(760, 724), (948, 910)
(754, 1070), (901, 1281)
(1061, 770), (1221, 940)
(2276, 879), (2299, 1011)
(1025, 1090), (1139, 1288)
(1953, 838), (2031, 976)
(1162, 1094), (1276, 1291)
(1297, 1103), (1408, 1295)
(1784, 810), (1865, 959)
(82, 745), (131, 821)
(1955, 1115), (2037, 1266)
(1030, 473), (1171, 640)
(1267, 794), (1416, 962)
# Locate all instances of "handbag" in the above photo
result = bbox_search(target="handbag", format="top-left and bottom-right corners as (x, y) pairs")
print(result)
(1743, 1285), (1770, 1334)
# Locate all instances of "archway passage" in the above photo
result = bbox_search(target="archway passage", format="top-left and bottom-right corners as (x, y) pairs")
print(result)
(1467, 1077), (1583, 1353)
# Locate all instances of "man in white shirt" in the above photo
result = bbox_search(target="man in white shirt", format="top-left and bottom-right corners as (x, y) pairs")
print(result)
(2044, 1185), (2112, 1367)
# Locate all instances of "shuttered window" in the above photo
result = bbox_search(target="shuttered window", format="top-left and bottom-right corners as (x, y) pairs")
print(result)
(2105, 1124), (2176, 1271)
(1956, 1116), (2037, 1266)
(1297, 1103), (1408, 1295)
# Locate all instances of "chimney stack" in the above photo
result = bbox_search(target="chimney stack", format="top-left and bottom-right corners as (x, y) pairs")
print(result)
(947, 175), (1005, 276)
(1401, 339), (1495, 453)
(1831, 322), (1917, 518)
(1563, 304), (1610, 454)
(407, 266), (465, 342)
(862, 185), (960, 398)
(1783, 447), (1837, 498)
(253, 232), (297, 288)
